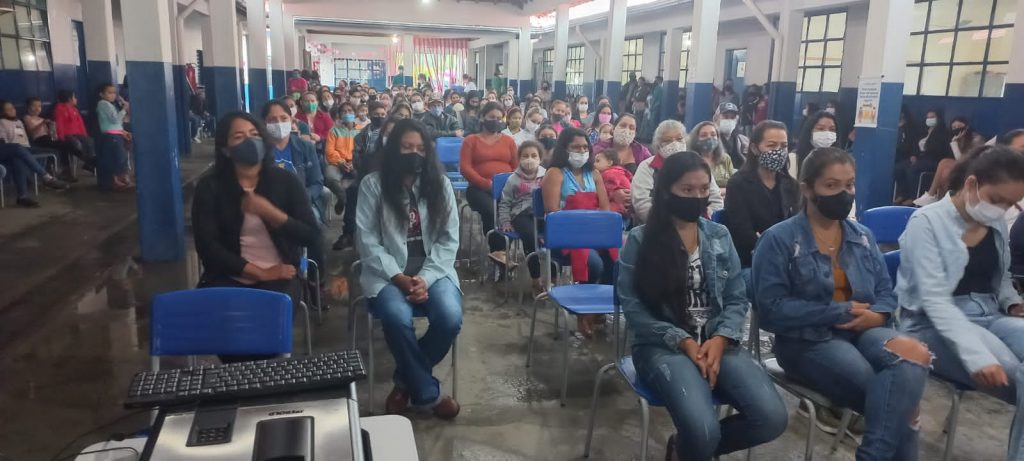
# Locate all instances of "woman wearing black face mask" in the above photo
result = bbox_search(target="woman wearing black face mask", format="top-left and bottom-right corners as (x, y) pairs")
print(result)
(460, 101), (518, 256)
(191, 112), (321, 361)
(356, 118), (463, 419)
(622, 150), (788, 461)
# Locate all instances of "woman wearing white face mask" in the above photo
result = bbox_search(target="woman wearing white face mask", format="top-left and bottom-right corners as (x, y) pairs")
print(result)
(895, 108), (953, 205)
(591, 114), (652, 175)
(794, 111), (839, 179)
(632, 119), (724, 223)
(898, 146), (1024, 461)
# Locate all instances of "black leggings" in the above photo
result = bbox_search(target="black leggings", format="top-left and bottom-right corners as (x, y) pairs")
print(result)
(467, 185), (504, 252)
(31, 135), (95, 171)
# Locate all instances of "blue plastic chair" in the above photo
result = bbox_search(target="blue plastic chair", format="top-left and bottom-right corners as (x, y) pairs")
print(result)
(711, 208), (725, 223)
(150, 287), (293, 371)
(884, 250), (901, 287)
(528, 210), (622, 406)
(436, 136), (468, 190)
(859, 206), (916, 245)
(485, 172), (522, 300)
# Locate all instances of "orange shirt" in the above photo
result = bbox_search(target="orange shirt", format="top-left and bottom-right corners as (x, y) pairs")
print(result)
(325, 126), (357, 165)
(832, 262), (852, 302)
(459, 133), (518, 190)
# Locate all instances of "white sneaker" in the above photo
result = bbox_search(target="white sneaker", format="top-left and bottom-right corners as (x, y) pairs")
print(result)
(912, 192), (938, 207)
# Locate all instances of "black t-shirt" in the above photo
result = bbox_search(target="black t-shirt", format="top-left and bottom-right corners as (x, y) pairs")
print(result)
(404, 188), (427, 276)
(954, 228), (998, 296)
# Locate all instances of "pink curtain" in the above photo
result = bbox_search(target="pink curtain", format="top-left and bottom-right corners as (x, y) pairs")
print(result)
(413, 37), (469, 92)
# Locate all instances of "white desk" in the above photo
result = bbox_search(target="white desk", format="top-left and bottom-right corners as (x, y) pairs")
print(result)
(75, 415), (418, 461)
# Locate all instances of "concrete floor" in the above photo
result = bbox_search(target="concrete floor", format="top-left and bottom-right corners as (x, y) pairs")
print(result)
(0, 145), (1015, 460)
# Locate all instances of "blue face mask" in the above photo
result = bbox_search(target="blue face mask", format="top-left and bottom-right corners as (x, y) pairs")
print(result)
(228, 137), (265, 166)
(342, 113), (356, 123)
(430, 106), (443, 117)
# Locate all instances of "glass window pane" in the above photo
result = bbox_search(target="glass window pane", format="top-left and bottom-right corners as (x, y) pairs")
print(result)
(954, 29), (990, 62)
(804, 67), (822, 92)
(904, 67), (921, 95)
(799, 42), (807, 66)
(948, 64), (983, 96)
(824, 40), (844, 66)
(822, 68), (841, 92)
(912, 2), (929, 32)
(18, 39), (35, 70)
(907, 34), (924, 63)
(29, 8), (46, 39)
(987, 27), (1013, 61)
(959, 0), (994, 27)
(920, 65), (950, 95)
(0, 10), (14, 34)
(983, 63), (1007, 96)
(682, 32), (691, 50)
(929, 0), (960, 29)
(805, 41), (825, 67)
(0, 37), (17, 69)
(15, 5), (31, 37)
(680, 50), (688, 70)
(827, 12), (847, 39)
(808, 15), (827, 40)
(33, 41), (49, 71)
(924, 32), (955, 63)
(801, 17), (809, 40)
(994, 0), (1017, 24)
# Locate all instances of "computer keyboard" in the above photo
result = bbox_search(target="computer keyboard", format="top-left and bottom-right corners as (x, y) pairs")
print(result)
(124, 350), (366, 409)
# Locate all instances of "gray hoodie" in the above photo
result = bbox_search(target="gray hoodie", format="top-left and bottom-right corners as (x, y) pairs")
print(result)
(497, 165), (546, 227)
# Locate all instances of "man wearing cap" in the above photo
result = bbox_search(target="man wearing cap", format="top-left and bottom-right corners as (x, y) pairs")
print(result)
(419, 96), (463, 140)
(714, 101), (749, 169)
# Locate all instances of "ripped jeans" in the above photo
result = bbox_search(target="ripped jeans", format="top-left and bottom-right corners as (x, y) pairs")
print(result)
(774, 327), (929, 461)
(634, 344), (788, 460)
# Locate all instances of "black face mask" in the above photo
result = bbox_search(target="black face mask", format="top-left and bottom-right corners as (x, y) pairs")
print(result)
(370, 116), (386, 128)
(550, 113), (563, 122)
(228, 137), (265, 166)
(539, 137), (556, 150)
(664, 194), (708, 222)
(482, 119), (506, 133)
(396, 152), (425, 175)
(812, 190), (855, 221)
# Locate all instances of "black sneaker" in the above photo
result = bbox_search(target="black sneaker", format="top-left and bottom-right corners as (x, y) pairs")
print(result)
(333, 199), (344, 215)
(16, 197), (39, 208)
(42, 177), (69, 190)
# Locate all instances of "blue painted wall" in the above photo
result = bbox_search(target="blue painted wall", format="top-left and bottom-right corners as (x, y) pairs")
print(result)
(271, 69), (286, 99)
(1002, 84), (1024, 135)
(53, 64), (77, 101)
(86, 60), (115, 110)
(768, 81), (797, 132)
(519, 79), (534, 99)
(172, 64), (191, 156)
(684, 81), (713, 129)
(125, 60), (185, 262)
(207, 65), (241, 118)
(901, 95), (1005, 139)
(248, 67), (269, 114)
(662, 79), (680, 123)
(605, 80), (621, 111)
(553, 80), (567, 101)
(851, 82), (903, 213)
(582, 82), (595, 102)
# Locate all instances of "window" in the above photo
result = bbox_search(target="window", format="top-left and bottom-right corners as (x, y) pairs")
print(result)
(565, 45), (584, 97)
(542, 48), (554, 86)
(797, 12), (846, 92)
(333, 58), (383, 85)
(0, 1), (50, 71)
(904, 0), (1014, 97)
(657, 32), (692, 86)
(622, 37), (643, 83)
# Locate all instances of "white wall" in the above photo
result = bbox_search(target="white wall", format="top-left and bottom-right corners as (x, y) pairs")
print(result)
(180, 14), (204, 66)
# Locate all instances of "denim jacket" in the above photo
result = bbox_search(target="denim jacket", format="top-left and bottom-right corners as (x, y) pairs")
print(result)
(618, 220), (749, 351)
(752, 212), (896, 341)
(355, 171), (461, 298)
(897, 194), (1023, 373)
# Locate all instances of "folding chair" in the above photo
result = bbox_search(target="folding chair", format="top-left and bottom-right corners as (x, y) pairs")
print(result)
(31, 151), (58, 195)
(484, 172), (522, 301)
(150, 287), (294, 372)
(436, 137), (474, 267)
(527, 210), (622, 406)
(346, 260), (458, 415)
(859, 206), (915, 246)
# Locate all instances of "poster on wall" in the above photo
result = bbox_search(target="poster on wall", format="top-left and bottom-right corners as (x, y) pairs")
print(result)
(854, 77), (882, 128)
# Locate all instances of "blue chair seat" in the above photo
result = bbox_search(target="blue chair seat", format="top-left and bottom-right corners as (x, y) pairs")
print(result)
(618, 356), (664, 406)
(549, 284), (614, 315)
(451, 181), (469, 190)
(446, 172), (464, 180)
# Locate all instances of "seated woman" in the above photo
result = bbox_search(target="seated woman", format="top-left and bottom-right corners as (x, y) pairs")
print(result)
(793, 111), (838, 179)
(895, 108), (952, 205)
(914, 115), (987, 206)
(540, 127), (614, 337)
(459, 101), (518, 259)
(724, 120), (800, 279)
(633, 119), (724, 223)
(688, 121), (734, 187)
(898, 145), (1024, 461)
(191, 110), (320, 305)
(295, 91), (332, 143)
(591, 114), (652, 174)
(754, 147), (931, 459)
(356, 119), (462, 419)
(262, 100), (325, 223)
(621, 151), (787, 461)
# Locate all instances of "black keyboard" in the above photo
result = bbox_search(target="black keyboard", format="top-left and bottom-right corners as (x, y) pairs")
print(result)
(124, 350), (366, 409)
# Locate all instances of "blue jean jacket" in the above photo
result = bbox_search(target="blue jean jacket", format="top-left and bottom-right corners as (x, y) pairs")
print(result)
(618, 219), (749, 350)
(752, 212), (896, 341)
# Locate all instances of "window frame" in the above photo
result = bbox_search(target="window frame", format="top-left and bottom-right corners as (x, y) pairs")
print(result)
(542, 48), (554, 86)
(797, 11), (847, 93)
(621, 36), (643, 83)
(0, 1), (51, 72)
(565, 45), (584, 97)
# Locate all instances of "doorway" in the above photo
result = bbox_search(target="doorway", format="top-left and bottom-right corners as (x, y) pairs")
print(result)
(724, 48), (747, 97)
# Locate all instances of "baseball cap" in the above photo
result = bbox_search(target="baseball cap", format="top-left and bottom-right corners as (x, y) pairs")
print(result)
(718, 102), (739, 114)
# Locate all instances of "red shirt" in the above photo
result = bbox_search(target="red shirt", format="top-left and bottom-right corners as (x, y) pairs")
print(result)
(296, 110), (333, 141)
(53, 102), (86, 140)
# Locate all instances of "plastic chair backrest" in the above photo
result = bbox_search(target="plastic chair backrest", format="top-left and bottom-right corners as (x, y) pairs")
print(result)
(532, 188), (545, 216)
(711, 209), (725, 223)
(860, 206), (916, 244)
(492, 172), (513, 201)
(151, 288), (293, 356)
(884, 250), (901, 288)
(545, 210), (623, 250)
(436, 137), (463, 165)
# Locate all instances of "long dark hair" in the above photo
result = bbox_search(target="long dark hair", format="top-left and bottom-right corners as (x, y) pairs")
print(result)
(378, 119), (449, 234)
(999, 129), (1024, 147)
(634, 151), (712, 328)
(549, 127), (593, 170)
(588, 103), (614, 131)
(741, 120), (788, 172)
(213, 111), (276, 179)
(795, 111), (837, 166)
(950, 116), (978, 152)
(798, 147), (855, 210)
(261, 99), (292, 119)
(947, 145), (1024, 194)
(923, 107), (952, 156)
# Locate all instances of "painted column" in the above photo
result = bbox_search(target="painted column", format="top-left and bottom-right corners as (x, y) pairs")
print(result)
(768, 0), (801, 130)
(200, 16), (214, 93)
(282, 13), (296, 72)
(518, 24), (534, 97)
(836, 4), (868, 147)
(403, 34), (415, 86)
(208, 0), (241, 117)
(604, 0), (627, 106)
(121, 0), (185, 261)
(1001, 0), (1024, 134)
(48, 0), (78, 97)
(851, 0), (913, 212)
(246, 0), (270, 113)
(662, 27), (684, 123)
(168, 0), (192, 156)
(552, 3), (569, 101)
(82, 0), (118, 108)
(268, 0), (286, 96)
(685, 0), (720, 128)
(507, 38), (519, 96)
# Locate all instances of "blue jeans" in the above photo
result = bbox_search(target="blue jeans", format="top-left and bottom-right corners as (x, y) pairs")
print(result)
(0, 143), (47, 197)
(902, 293), (1024, 461)
(97, 133), (129, 190)
(635, 344), (788, 460)
(551, 249), (614, 284)
(368, 277), (463, 407)
(774, 328), (929, 461)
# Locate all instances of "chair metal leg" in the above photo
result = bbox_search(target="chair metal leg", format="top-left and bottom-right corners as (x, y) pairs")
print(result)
(451, 336), (459, 401)
(830, 409), (854, 453)
(803, 398), (817, 461)
(560, 309), (571, 407)
(309, 259), (323, 325)
(583, 362), (615, 458)
(299, 301), (312, 355)
(526, 296), (539, 368)
(943, 389), (963, 461)
(639, 398), (651, 461)
(367, 312), (376, 415)
(349, 296), (361, 350)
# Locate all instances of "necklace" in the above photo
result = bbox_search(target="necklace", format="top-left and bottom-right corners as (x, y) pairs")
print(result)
(811, 225), (842, 255)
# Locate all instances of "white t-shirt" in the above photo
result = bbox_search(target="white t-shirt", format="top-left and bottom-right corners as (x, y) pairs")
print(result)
(502, 127), (534, 146)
